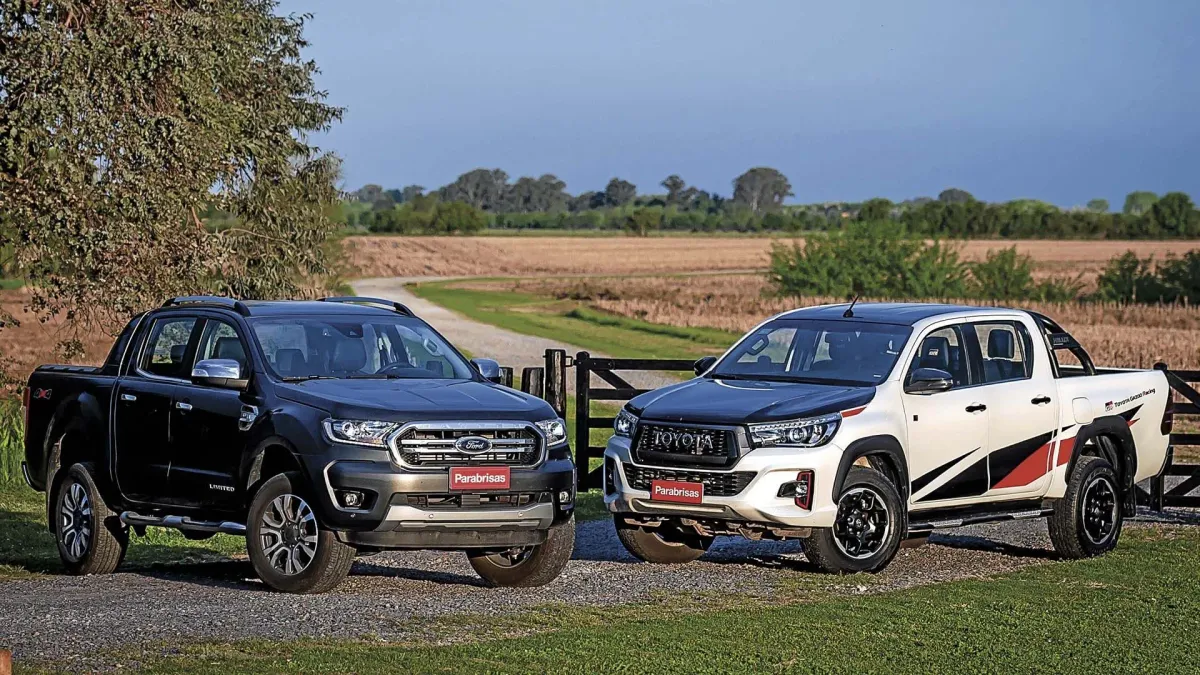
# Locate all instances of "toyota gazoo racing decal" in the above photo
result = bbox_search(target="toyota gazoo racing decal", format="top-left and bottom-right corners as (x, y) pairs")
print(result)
(911, 403), (1144, 502)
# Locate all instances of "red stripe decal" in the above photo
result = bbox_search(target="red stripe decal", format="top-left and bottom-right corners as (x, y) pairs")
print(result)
(1127, 418), (1138, 427)
(992, 441), (1053, 489)
(1054, 437), (1076, 467)
(841, 406), (866, 418)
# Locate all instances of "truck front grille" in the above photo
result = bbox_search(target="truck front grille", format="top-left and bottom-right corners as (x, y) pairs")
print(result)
(624, 464), (756, 497)
(392, 423), (542, 467)
(633, 423), (738, 468)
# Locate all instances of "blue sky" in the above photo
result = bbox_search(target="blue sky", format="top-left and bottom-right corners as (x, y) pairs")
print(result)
(283, 0), (1200, 207)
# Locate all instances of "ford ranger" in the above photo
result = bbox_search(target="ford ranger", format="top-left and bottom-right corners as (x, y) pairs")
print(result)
(604, 302), (1172, 573)
(22, 296), (575, 593)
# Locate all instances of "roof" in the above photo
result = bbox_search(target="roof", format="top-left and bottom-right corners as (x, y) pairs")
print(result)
(239, 300), (409, 318)
(776, 302), (1023, 326)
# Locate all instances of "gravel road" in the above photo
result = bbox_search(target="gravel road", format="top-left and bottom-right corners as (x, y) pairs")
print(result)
(2, 516), (1070, 669)
(352, 277), (679, 390)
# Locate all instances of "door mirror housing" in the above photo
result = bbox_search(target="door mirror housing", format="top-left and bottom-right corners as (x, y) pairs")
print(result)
(694, 355), (718, 377)
(191, 359), (248, 390)
(905, 368), (954, 395)
(471, 358), (504, 384)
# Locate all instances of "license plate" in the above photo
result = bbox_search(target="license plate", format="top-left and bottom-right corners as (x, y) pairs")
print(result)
(650, 479), (704, 504)
(449, 466), (511, 491)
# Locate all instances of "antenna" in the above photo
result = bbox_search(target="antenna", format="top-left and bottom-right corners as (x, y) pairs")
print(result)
(843, 293), (861, 318)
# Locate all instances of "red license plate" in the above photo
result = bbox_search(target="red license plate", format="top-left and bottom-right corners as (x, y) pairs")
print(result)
(650, 479), (704, 504)
(449, 466), (511, 491)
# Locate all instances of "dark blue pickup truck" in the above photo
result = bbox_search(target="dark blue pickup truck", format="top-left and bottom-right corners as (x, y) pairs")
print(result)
(22, 296), (575, 593)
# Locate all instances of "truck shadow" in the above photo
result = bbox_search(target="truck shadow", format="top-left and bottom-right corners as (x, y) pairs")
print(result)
(926, 532), (1057, 560)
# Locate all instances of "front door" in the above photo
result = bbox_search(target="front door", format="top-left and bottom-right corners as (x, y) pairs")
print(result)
(114, 315), (200, 503)
(901, 323), (992, 509)
(169, 318), (253, 508)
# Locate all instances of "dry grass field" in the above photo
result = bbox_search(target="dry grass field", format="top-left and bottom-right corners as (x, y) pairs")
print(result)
(457, 274), (1200, 370)
(0, 289), (114, 381)
(346, 235), (1199, 284)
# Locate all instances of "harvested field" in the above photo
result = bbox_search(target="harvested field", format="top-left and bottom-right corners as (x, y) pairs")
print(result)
(346, 235), (1200, 282)
(455, 275), (1200, 370)
(0, 289), (114, 380)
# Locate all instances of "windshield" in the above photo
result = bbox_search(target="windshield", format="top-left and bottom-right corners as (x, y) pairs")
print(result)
(712, 319), (912, 386)
(251, 316), (475, 380)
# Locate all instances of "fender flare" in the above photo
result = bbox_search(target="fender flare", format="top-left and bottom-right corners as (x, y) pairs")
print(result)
(242, 434), (306, 494)
(43, 392), (107, 484)
(833, 435), (910, 501)
(1066, 415), (1137, 491)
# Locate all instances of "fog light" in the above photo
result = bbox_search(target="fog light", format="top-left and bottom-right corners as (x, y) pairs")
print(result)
(558, 490), (572, 503)
(776, 470), (814, 510)
(339, 490), (365, 508)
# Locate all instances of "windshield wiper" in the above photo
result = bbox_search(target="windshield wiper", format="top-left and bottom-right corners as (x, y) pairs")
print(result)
(280, 375), (337, 382)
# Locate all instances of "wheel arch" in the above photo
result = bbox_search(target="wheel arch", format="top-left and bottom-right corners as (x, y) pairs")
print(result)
(834, 435), (910, 502)
(1067, 416), (1138, 515)
(244, 436), (307, 497)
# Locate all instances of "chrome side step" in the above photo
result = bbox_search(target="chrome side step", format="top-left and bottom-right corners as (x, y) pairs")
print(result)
(909, 507), (1053, 533)
(120, 511), (247, 536)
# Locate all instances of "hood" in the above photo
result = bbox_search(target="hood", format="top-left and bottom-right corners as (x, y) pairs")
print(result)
(628, 377), (875, 425)
(274, 378), (556, 422)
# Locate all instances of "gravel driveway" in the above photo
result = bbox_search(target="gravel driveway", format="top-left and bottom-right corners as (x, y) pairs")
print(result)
(2, 516), (1068, 669)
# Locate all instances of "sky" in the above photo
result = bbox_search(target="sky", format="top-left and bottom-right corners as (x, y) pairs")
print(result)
(282, 0), (1200, 207)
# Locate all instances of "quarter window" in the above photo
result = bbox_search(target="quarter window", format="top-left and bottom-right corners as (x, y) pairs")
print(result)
(970, 322), (1033, 383)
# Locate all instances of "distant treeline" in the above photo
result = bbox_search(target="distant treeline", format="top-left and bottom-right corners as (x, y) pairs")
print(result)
(343, 168), (1199, 239)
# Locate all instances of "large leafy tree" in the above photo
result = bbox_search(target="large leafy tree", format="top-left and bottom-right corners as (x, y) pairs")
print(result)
(0, 0), (343, 362)
(732, 167), (792, 213)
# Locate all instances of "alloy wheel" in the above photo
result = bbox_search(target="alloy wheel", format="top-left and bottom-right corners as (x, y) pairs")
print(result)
(260, 494), (319, 576)
(832, 486), (891, 560)
(60, 481), (93, 562)
(1081, 475), (1118, 545)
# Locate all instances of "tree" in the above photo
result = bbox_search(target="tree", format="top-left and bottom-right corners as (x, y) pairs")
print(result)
(0, 0), (343, 365)
(1086, 198), (1109, 213)
(400, 185), (426, 203)
(430, 202), (487, 234)
(604, 178), (637, 207)
(623, 208), (663, 237)
(1148, 192), (1198, 237)
(355, 184), (384, 203)
(857, 198), (893, 222)
(1122, 191), (1158, 215)
(732, 167), (792, 213)
(661, 175), (687, 205)
(937, 188), (974, 204)
(439, 168), (508, 210)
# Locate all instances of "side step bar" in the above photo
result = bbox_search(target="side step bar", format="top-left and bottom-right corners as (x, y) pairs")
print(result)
(120, 511), (247, 536)
(909, 507), (1053, 534)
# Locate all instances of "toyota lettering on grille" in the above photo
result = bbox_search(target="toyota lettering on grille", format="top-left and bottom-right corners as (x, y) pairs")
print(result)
(650, 428), (715, 454)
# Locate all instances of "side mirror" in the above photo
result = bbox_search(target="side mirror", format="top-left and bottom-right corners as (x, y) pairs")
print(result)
(471, 358), (503, 384)
(904, 368), (954, 395)
(694, 355), (718, 377)
(191, 359), (248, 390)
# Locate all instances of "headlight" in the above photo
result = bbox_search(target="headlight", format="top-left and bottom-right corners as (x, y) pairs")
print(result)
(748, 413), (841, 449)
(614, 408), (639, 437)
(323, 419), (400, 448)
(536, 418), (568, 446)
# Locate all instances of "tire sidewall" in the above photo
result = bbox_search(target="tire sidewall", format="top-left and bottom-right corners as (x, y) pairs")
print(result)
(246, 472), (347, 593)
(809, 467), (904, 574)
(53, 463), (126, 575)
(1073, 459), (1123, 556)
(613, 515), (713, 564)
(468, 515), (576, 587)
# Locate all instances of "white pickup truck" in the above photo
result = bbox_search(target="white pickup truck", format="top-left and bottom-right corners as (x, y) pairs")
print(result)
(604, 303), (1172, 573)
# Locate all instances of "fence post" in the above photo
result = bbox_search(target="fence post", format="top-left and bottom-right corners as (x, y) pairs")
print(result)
(544, 349), (567, 419)
(575, 351), (591, 492)
(0, 648), (10, 675)
(520, 367), (545, 398)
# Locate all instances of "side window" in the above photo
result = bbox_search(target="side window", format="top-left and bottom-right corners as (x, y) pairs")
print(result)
(195, 320), (248, 373)
(971, 322), (1033, 384)
(141, 317), (199, 379)
(255, 322), (310, 377)
(907, 324), (970, 388)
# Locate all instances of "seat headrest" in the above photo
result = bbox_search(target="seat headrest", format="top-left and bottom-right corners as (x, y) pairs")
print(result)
(988, 330), (1015, 359)
(275, 349), (307, 376)
(918, 336), (951, 371)
(170, 343), (187, 364)
(214, 337), (246, 366)
(331, 339), (367, 372)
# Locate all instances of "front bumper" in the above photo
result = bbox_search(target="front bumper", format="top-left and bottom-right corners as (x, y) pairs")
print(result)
(319, 451), (576, 549)
(604, 436), (843, 528)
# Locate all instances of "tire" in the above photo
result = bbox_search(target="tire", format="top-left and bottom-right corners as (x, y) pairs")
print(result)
(1048, 455), (1123, 559)
(246, 472), (356, 594)
(804, 466), (904, 574)
(468, 515), (576, 587)
(53, 463), (128, 576)
(613, 516), (714, 564)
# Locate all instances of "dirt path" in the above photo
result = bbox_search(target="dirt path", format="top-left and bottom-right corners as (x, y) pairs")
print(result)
(352, 277), (678, 391)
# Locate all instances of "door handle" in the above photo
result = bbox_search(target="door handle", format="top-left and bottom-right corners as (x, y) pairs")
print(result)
(120, 393), (137, 402)
(965, 403), (987, 413)
(175, 401), (193, 411)
(1031, 396), (1051, 405)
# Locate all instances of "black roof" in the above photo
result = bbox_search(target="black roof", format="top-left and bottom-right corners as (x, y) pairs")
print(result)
(777, 302), (1007, 325)
(238, 300), (407, 317)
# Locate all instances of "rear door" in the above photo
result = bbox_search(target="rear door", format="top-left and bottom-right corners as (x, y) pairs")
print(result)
(169, 317), (255, 508)
(114, 315), (200, 503)
(901, 322), (992, 509)
(966, 320), (1061, 499)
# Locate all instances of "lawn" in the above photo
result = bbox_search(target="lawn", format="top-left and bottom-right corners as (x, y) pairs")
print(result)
(34, 526), (1200, 673)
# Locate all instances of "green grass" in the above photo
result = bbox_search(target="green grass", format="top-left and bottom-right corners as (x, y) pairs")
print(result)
(41, 527), (1200, 673)
(0, 278), (23, 290)
(411, 281), (738, 360)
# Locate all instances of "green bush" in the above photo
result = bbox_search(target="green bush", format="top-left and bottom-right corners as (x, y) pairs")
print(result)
(968, 247), (1035, 300)
(1096, 251), (1200, 303)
